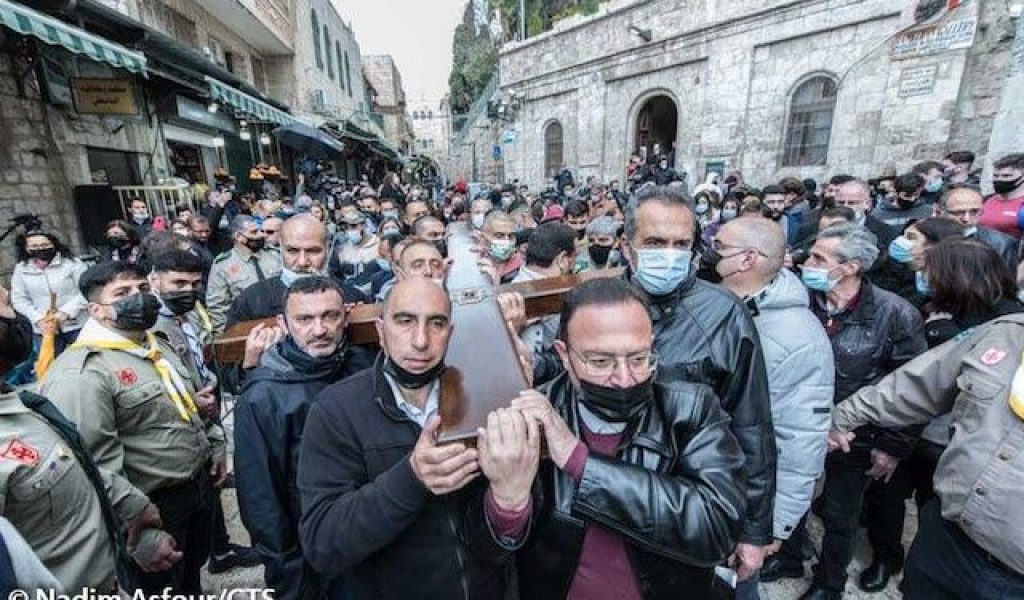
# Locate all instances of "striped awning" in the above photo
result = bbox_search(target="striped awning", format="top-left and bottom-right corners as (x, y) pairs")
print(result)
(0, 0), (147, 76)
(206, 76), (297, 126)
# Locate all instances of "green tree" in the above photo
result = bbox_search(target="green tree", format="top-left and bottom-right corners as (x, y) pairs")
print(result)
(448, 2), (499, 116)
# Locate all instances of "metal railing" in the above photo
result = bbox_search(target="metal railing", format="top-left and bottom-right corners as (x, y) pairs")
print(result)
(450, 73), (499, 152)
(112, 185), (196, 220)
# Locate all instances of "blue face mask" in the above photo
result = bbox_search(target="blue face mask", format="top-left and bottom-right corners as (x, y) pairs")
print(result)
(376, 258), (392, 272)
(280, 267), (318, 288)
(915, 270), (931, 296)
(888, 236), (915, 264)
(801, 266), (837, 292)
(633, 248), (691, 296)
(925, 179), (943, 194)
(345, 230), (362, 245)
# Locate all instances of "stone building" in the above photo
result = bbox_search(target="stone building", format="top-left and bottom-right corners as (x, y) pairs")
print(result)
(409, 96), (452, 182)
(362, 54), (415, 155)
(491, 0), (1020, 190)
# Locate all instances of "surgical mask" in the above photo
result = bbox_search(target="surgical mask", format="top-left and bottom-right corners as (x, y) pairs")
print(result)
(161, 290), (198, 316)
(993, 177), (1023, 196)
(588, 244), (613, 266)
(915, 270), (931, 296)
(964, 226), (978, 237)
(383, 355), (444, 390)
(110, 293), (161, 331)
(801, 266), (838, 292)
(375, 258), (392, 272)
(471, 213), (486, 230)
(720, 209), (737, 221)
(925, 179), (943, 194)
(888, 236), (914, 264)
(490, 239), (515, 261)
(344, 230), (362, 244)
(27, 248), (57, 263)
(132, 212), (149, 224)
(280, 267), (319, 287)
(381, 209), (400, 220)
(576, 372), (654, 423)
(431, 277), (446, 289)
(380, 227), (401, 236)
(695, 202), (710, 215)
(634, 248), (691, 296)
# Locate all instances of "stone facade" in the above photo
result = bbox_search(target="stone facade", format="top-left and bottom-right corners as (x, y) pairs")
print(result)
(362, 55), (415, 153)
(493, 0), (1019, 190)
(409, 97), (452, 172)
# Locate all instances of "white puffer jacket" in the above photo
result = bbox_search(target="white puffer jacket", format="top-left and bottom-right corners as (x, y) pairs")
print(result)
(11, 254), (89, 334)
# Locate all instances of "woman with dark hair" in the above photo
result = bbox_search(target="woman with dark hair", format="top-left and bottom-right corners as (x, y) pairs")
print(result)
(857, 237), (1022, 594)
(99, 219), (142, 264)
(9, 230), (87, 383)
(876, 217), (964, 302)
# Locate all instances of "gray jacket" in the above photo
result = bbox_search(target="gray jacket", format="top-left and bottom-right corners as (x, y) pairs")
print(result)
(834, 313), (1024, 576)
(749, 269), (835, 539)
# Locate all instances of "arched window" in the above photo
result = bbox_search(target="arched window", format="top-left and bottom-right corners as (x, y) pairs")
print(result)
(324, 26), (333, 79)
(783, 76), (837, 166)
(544, 121), (563, 179)
(311, 10), (323, 70)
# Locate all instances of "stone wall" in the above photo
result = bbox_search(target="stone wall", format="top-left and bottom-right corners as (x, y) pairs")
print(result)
(497, 0), (1016, 189)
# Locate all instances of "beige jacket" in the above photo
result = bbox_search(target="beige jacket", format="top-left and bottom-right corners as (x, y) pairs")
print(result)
(0, 390), (148, 590)
(206, 246), (281, 333)
(833, 313), (1024, 575)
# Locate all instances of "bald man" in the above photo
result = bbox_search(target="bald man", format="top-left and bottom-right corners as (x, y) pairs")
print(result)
(298, 278), (536, 599)
(226, 214), (367, 328)
(714, 217), (835, 591)
(940, 186), (1019, 271)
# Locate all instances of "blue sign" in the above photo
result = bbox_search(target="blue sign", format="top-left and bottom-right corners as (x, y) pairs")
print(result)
(492, 145), (502, 160)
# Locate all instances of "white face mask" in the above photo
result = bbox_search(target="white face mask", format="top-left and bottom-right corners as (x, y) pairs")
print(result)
(471, 213), (486, 229)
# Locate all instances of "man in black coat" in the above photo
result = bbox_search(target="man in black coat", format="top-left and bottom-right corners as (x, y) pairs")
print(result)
(234, 276), (373, 599)
(512, 278), (746, 599)
(297, 278), (538, 599)
(940, 186), (1019, 272)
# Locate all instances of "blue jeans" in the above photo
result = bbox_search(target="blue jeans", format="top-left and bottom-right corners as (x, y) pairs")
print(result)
(735, 571), (761, 600)
(903, 499), (1024, 599)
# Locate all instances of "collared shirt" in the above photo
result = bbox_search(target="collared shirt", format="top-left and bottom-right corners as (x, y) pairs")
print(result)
(382, 373), (439, 428)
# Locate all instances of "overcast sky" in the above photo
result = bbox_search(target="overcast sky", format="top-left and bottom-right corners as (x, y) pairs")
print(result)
(335, 0), (467, 104)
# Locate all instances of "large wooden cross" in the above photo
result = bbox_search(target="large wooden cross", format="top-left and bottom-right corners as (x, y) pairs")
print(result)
(212, 225), (621, 442)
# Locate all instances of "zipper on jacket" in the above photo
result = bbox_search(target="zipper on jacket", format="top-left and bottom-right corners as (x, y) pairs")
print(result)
(445, 496), (471, 600)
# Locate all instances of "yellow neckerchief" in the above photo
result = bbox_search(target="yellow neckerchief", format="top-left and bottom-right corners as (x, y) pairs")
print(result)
(71, 331), (198, 422)
(1008, 351), (1024, 420)
(193, 301), (213, 338)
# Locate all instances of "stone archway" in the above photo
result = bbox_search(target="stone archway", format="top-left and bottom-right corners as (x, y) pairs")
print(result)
(632, 94), (678, 161)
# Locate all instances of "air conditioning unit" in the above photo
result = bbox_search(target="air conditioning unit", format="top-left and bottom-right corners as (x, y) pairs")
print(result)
(310, 89), (326, 113)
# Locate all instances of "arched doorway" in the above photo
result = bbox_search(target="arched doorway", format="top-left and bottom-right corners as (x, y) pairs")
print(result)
(633, 95), (678, 161)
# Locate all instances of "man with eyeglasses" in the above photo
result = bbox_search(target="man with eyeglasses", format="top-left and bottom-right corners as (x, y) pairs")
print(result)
(712, 217), (835, 597)
(511, 277), (747, 598)
(940, 186), (1019, 271)
(235, 276), (372, 599)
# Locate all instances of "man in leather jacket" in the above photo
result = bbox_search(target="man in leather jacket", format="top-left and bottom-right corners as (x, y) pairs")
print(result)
(511, 277), (747, 599)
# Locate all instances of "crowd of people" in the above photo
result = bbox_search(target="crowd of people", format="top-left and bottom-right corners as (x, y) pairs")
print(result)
(1, 149), (1023, 599)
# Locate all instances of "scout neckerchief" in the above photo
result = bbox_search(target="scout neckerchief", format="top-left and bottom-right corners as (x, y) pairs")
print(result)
(71, 322), (198, 421)
(1008, 351), (1024, 420)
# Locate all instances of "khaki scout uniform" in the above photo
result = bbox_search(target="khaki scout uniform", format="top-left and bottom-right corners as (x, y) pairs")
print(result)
(834, 313), (1024, 576)
(39, 321), (225, 497)
(151, 304), (216, 390)
(206, 246), (281, 334)
(0, 390), (149, 590)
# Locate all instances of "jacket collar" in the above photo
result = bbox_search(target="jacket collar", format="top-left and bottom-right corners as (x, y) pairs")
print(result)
(621, 263), (698, 322)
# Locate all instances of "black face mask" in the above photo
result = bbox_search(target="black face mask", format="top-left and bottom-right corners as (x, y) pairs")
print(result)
(764, 209), (783, 221)
(0, 313), (34, 375)
(110, 293), (161, 331)
(896, 197), (918, 210)
(244, 237), (265, 252)
(433, 239), (448, 258)
(575, 228), (587, 241)
(106, 236), (130, 249)
(161, 290), (198, 316)
(993, 177), (1023, 196)
(588, 243), (613, 266)
(27, 248), (57, 262)
(577, 375), (654, 423)
(384, 356), (445, 389)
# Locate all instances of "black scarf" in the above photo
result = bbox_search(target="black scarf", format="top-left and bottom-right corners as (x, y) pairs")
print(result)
(277, 336), (349, 379)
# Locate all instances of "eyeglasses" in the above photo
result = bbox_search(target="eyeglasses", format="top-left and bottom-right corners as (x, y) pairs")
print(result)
(569, 347), (658, 377)
(944, 208), (982, 218)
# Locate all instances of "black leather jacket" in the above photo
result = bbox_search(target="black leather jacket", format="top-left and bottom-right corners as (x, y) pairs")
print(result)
(518, 374), (747, 600)
(810, 280), (927, 458)
(973, 227), (1020, 272)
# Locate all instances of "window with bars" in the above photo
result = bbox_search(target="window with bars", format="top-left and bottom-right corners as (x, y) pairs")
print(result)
(544, 121), (564, 179)
(782, 76), (837, 167)
(311, 10), (323, 70)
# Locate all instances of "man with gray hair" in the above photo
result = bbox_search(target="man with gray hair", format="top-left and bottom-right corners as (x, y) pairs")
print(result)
(206, 215), (282, 333)
(713, 217), (835, 598)
(794, 222), (926, 600)
(482, 211), (524, 283)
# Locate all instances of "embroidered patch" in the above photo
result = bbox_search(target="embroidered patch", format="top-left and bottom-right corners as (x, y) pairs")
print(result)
(116, 368), (138, 385)
(227, 264), (241, 278)
(1, 439), (40, 466)
(981, 348), (1007, 366)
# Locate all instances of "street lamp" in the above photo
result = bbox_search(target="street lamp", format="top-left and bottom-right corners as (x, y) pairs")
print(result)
(259, 133), (272, 146)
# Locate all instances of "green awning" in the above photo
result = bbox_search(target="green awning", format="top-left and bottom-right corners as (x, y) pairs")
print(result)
(206, 76), (296, 126)
(0, 0), (147, 76)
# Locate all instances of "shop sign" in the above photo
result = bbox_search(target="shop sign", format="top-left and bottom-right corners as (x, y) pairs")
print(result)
(72, 78), (139, 115)
(891, 18), (977, 60)
(898, 65), (938, 98)
(172, 96), (239, 133)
